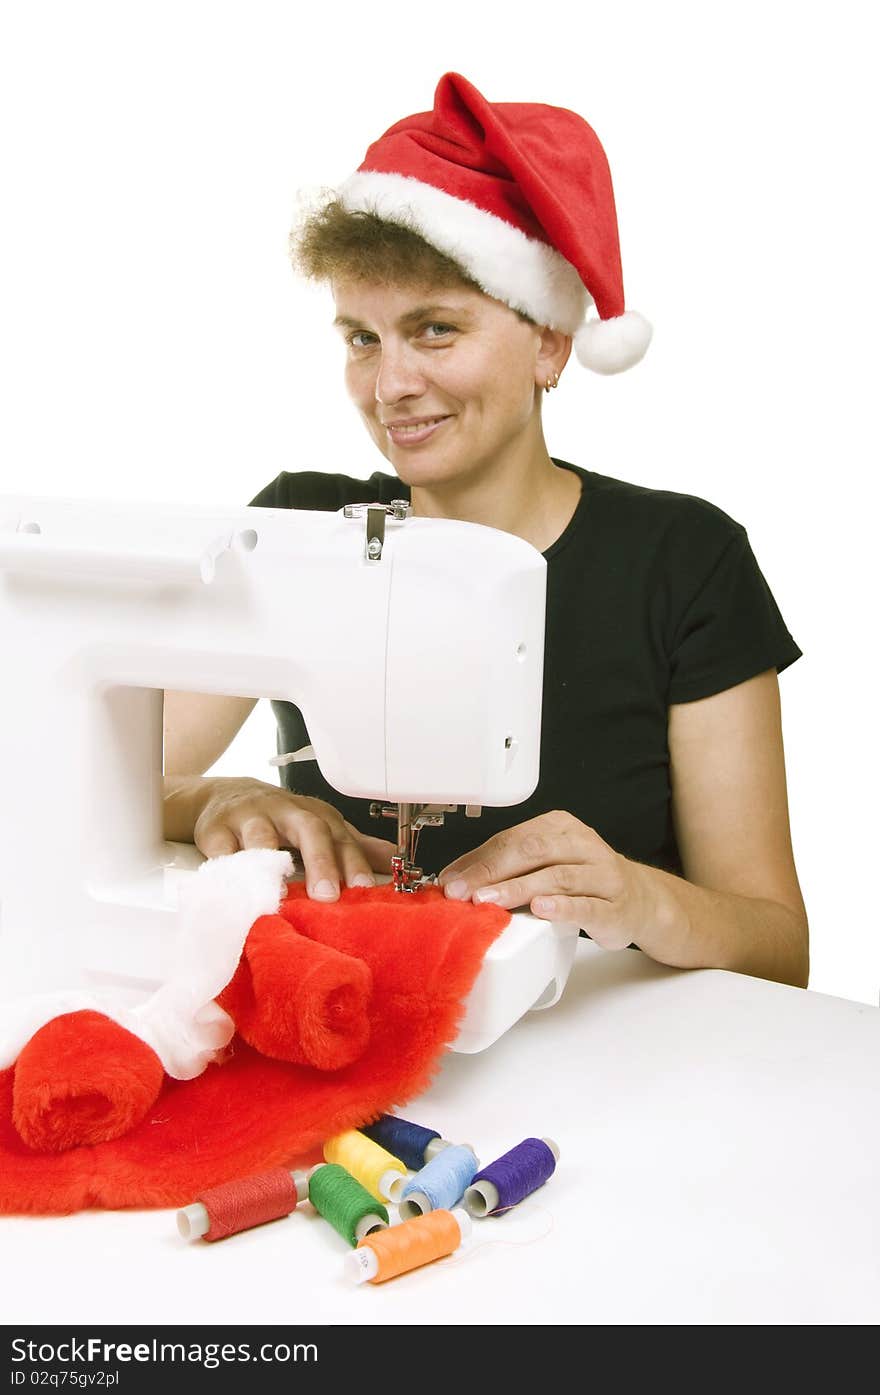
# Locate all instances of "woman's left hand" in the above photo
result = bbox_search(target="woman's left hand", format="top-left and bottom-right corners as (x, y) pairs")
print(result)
(438, 810), (658, 952)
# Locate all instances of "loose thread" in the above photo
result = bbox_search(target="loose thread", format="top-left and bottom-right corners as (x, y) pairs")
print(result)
(308, 1163), (389, 1246)
(323, 1129), (408, 1202)
(177, 1167), (308, 1242)
(444, 1206), (557, 1266)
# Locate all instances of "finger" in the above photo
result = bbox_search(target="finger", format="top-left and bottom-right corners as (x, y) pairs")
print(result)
(467, 865), (603, 912)
(236, 815), (282, 851)
(194, 824), (240, 858)
(333, 828), (379, 889)
(530, 894), (632, 950)
(344, 822), (397, 874)
(438, 813), (582, 895)
(275, 809), (343, 900)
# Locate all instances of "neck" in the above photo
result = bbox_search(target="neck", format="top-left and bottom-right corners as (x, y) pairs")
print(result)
(408, 430), (581, 553)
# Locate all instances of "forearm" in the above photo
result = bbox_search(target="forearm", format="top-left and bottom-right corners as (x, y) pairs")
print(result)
(631, 862), (809, 989)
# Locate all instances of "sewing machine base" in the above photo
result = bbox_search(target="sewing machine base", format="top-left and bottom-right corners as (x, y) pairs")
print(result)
(449, 905), (580, 1052)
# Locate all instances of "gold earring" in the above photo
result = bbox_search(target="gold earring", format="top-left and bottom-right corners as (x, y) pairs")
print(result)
(544, 372), (560, 393)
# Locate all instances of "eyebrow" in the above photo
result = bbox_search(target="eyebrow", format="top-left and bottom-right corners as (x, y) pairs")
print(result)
(332, 304), (470, 331)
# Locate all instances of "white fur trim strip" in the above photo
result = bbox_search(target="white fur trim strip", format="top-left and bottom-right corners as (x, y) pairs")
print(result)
(338, 171), (590, 333)
(0, 849), (294, 1080)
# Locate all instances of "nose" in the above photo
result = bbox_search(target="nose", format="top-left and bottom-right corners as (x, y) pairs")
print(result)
(374, 341), (425, 405)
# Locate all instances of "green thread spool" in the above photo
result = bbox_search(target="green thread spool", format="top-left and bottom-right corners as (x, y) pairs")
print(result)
(309, 1163), (390, 1246)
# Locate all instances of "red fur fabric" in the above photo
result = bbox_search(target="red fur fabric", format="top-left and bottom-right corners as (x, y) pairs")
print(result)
(0, 884), (508, 1214)
(216, 913), (372, 1070)
(12, 1010), (165, 1152)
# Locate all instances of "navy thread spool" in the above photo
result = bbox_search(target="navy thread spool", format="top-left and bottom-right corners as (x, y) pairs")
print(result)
(361, 1113), (453, 1170)
(397, 1144), (480, 1220)
(464, 1138), (559, 1217)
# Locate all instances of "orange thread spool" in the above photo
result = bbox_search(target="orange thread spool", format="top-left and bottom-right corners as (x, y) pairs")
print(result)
(346, 1208), (470, 1284)
(177, 1168), (308, 1242)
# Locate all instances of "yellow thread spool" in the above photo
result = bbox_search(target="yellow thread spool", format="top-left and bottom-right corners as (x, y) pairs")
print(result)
(323, 1129), (408, 1202)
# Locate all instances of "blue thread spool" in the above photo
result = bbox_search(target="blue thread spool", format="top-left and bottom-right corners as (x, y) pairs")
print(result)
(361, 1113), (452, 1170)
(464, 1137), (559, 1217)
(398, 1144), (480, 1220)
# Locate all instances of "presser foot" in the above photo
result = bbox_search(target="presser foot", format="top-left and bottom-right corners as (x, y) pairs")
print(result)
(389, 855), (439, 894)
(371, 800), (483, 894)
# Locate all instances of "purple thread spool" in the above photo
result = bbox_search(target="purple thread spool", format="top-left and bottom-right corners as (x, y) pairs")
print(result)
(464, 1137), (559, 1217)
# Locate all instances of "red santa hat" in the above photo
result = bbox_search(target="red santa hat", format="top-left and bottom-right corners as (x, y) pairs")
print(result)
(337, 72), (652, 375)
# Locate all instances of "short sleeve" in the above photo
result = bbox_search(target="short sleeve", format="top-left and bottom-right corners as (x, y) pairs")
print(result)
(667, 528), (802, 704)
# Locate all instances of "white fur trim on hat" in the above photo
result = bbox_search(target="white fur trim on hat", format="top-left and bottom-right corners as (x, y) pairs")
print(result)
(574, 312), (653, 375)
(338, 171), (591, 334)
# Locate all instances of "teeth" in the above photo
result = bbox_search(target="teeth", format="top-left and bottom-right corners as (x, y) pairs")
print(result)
(390, 419), (441, 433)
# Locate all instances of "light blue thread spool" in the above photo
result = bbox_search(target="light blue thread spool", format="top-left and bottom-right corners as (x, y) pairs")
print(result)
(397, 1144), (480, 1220)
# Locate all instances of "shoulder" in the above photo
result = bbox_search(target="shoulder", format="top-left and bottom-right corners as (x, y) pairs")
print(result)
(560, 461), (748, 574)
(579, 464), (745, 542)
(249, 469), (406, 511)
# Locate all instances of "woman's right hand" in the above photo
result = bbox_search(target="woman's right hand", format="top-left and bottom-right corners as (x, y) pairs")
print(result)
(169, 776), (397, 901)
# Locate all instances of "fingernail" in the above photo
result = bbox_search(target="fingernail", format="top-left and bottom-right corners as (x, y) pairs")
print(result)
(533, 897), (556, 916)
(350, 874), (374, 888)
(473, 887), (501, 904)
(312, 879), (338, 900)
(445, 879), (469, 900)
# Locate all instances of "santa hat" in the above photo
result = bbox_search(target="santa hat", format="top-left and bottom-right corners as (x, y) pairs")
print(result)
(337, 72), (652, 375)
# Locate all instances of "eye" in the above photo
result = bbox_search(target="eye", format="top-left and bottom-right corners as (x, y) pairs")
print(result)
(422, 322), (455, 340)
(346, 330), (378, 349)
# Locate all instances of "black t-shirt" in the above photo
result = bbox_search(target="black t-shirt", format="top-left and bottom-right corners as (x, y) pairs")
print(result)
(249, 460), (801, 877)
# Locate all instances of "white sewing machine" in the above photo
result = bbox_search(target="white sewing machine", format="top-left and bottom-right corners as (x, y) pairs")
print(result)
(0, 492), (579, 1053)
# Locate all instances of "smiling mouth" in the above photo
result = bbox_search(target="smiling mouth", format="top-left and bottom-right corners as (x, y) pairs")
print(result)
(384, 416), (449, 434)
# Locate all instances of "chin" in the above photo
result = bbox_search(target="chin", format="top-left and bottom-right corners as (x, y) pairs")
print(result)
(387, 450), (469, 491)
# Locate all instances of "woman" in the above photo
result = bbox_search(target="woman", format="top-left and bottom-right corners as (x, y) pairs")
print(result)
(164, 73), (808, 988)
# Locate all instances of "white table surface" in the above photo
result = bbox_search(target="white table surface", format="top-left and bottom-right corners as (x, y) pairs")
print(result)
(3, 940), (879, 1327)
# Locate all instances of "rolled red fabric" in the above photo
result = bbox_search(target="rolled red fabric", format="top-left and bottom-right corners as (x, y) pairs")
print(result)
(217, 914), (372, 1071)
(12, 1010), (165, 1152)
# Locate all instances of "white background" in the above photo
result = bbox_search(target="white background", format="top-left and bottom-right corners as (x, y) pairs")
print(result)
(1, 1), (876, 1004)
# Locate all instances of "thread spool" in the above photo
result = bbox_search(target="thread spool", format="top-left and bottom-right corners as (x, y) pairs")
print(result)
(464, 1137), (559, 1217)
(360, 1113), (453, 1169)
(398, 1144), (479, 1220)
(323, 1129), (408, 1202)
(308, 1163), (389, 1245)
(345, 1208), (471, 1284)
(177, 1168), (310, 1242)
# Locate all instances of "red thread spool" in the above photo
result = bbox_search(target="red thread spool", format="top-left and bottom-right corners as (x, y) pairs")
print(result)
(177, 1168), (309, 1242)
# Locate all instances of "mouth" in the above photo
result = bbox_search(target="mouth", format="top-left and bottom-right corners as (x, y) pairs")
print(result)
(383, 416), (451, 447)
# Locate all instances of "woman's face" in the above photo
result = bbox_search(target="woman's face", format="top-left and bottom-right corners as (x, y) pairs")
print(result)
(332, 278), (546, 489)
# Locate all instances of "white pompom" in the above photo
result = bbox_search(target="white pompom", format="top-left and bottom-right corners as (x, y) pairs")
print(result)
(574, 311), (653, 374)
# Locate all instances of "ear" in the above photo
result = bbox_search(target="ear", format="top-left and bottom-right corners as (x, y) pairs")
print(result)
(534, 326), (572, 392)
